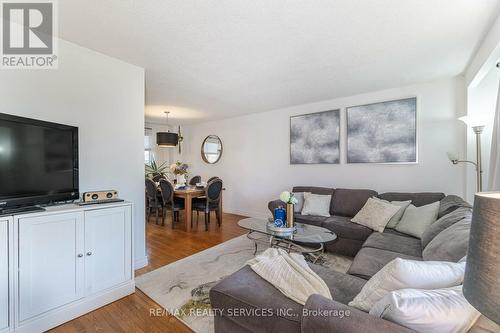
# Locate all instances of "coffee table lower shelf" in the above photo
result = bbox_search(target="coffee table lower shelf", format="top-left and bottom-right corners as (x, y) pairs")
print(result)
(246, 231), (326, 264)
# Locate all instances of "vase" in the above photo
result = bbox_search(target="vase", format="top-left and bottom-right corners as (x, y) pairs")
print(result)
(176, 174), (186, 186)
(286, 203), (294, 228)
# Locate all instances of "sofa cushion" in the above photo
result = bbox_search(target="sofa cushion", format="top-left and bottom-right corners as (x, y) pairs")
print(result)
(423, 218), (471, 262)
(421, 207), (472, 248)
(377, 192), (445, 207)
(351, 198), (402, 232)
(294, 214), (328, 227)
(310, 263), (367, 304)
(363, 232), (422, 257)
(331, 188), (378, 217)
(438, 195), (471, 218)
(347, 247), (421, 280)
(322, 216), (373, 241)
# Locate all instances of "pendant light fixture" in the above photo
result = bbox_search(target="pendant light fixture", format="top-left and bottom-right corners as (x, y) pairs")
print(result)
(157, 111), (179, 147)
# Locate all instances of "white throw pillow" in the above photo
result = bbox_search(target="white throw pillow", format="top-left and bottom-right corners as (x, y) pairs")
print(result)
(351, 198), (401, 232)
(301, 193), (331, 217)
(348, 258), (465, 312)
(395, 201), (440, 238)
(292, 192), (309, 213)
(370, 285), (480, 333)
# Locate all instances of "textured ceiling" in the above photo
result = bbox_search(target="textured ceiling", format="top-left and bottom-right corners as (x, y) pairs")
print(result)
(58, 0), (500, 124)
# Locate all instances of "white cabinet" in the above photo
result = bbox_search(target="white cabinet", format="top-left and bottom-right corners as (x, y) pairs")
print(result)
(0, 218), (11, 333)
(11, 202), (134, 333)
(84, 207), (132, 295)
(17, 212), (85, 322)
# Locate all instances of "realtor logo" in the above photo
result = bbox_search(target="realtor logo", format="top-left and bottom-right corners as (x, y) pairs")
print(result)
(1, 0), (58, 69)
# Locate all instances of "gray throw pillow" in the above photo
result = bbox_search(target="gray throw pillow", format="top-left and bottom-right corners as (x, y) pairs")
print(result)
(395, 201), (440, 238)
(422, 219), (471, 262)
(375, 199), (412, 229)
(292, 192), (309, 213)
(301, 193), (331, 217)
(421, 207), (472, 248)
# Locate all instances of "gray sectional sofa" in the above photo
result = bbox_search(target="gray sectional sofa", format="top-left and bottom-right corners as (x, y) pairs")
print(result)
(210, 187), (472, 333)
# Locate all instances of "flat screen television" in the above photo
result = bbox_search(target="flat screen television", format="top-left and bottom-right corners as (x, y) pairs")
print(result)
(0, 113), (79, 210)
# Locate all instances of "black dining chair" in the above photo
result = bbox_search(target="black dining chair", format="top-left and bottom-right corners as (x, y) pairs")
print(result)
(207, 176), (219, 183)
(189, 175), (201, 186)
(145, 178), (163, 224)
(192, 178), (223, 231)
(158, 179), (185, 228)
(152, 174), (166, 182)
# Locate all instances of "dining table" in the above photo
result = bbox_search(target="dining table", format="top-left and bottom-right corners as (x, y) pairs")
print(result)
(173, 186), (223, 232)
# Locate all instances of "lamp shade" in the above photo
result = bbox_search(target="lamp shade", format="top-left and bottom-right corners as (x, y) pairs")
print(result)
(463, 192), (500, 325)
(157, 132), (178, 147)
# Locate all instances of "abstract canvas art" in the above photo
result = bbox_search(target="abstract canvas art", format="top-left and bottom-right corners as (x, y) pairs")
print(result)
(290, 109), (340, 164)
(347, 97), (417, 163)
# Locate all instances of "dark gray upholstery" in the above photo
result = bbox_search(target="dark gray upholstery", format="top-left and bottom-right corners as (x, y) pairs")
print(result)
(421, 207), (472, 248)
(210, 264), (365, 333)
(322, 216), (372, 241)
(302, 295), (417, 333)
(331, 188), (378, 217)
(324, 237), (365, 258)
(294, 214), (328, 226)
(363, 231), (422, 257)
(377, 192), (445, 207)
(438, 195), (472, 218)
(309, 264), (366, 304)
(422, 218), (471, 262)
(348, 247), (421, 279)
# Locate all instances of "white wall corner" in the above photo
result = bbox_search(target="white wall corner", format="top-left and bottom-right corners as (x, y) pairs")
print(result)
(465, 12), (500, 87)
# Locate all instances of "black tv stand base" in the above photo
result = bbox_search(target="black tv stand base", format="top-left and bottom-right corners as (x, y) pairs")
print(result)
(0, 206), (46, 216)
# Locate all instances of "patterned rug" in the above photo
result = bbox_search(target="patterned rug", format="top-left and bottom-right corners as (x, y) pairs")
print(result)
(135, 234), (352, 333)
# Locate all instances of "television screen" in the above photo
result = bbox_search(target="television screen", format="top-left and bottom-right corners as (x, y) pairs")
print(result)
(0, 113), (79, 208)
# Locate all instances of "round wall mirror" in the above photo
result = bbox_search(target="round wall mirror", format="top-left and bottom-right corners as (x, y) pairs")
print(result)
(201, 135), (223, 164)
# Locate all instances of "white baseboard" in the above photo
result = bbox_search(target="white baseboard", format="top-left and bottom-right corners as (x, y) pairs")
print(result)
(134, 255), (149, 270)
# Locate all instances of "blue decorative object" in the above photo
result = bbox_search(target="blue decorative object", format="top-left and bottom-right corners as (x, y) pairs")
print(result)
(274, 206), (286, 227)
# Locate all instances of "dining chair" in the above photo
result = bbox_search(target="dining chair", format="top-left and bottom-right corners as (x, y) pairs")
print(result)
(192, 178), (223, 231)
(145, 178), (163, 224)
(189, 175), (201, 186)
(158, 179), (185, 228)
(207, 176), (219, 183)
(152, 174), (166, 182)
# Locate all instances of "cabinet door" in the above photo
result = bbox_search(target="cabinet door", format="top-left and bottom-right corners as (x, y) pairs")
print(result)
(84, 206), (131, 295)
(0, 219), (10, 331)
(18, 212), (84, 322)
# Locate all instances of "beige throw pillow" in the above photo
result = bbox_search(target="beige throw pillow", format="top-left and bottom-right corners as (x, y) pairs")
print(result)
(395, 201), (440, 238)
(351, 198), (401, 232)
(301, 193), (331, 217)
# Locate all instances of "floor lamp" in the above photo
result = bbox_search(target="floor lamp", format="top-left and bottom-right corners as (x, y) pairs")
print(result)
(447, 117), (484, 192)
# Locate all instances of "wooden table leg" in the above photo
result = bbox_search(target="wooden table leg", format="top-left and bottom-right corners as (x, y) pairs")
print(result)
(185, 194), (192, 232)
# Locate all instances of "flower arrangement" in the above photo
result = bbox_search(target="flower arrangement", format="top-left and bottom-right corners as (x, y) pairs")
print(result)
(170, 161), (189, 175)
(280, 191), (298, 205)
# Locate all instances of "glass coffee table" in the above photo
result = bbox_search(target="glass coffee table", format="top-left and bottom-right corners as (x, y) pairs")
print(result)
(238, 217), (337, 263)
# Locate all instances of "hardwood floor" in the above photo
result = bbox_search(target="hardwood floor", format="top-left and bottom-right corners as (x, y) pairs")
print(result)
(49, 211), (247, 333)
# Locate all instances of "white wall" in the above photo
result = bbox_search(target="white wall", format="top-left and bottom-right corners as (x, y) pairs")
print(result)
(182, 77), (467, 218)
(466, 67), (500, 201)
(0, 40), (147, 268)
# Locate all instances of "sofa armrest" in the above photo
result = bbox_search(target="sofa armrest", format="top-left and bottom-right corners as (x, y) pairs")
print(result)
(301, 294), (416, 333)
(268, 199), (283, 217)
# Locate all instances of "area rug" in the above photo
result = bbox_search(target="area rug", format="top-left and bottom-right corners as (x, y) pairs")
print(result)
(135, 234), (352, 333)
